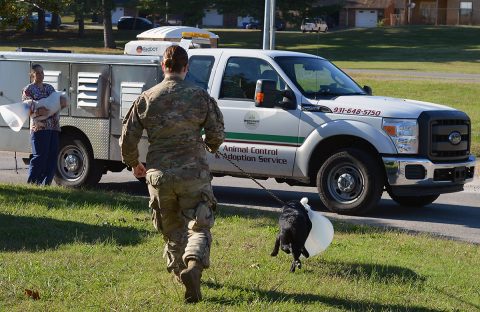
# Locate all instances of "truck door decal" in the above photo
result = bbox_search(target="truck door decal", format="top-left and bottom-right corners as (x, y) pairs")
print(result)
(224, 131), (305, 147)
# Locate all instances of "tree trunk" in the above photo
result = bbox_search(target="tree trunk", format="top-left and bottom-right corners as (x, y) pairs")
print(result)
(102, 0), (116, 49)
(36, 9), (46, 34)
(76, 0), (85, 37)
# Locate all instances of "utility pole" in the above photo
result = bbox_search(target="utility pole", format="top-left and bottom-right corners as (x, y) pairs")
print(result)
(165, 1), (168, 25)
(263, 0), (270, 50)
(269, 0), (276, 50)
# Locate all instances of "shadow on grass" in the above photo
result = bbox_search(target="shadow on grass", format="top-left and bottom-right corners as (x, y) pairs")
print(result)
(309, 259), (426, 285)
(0, 184), (148, 212)
(217, 204), (402, 236)
(203, 280), (440, 311)
(0, 213), (148, 251)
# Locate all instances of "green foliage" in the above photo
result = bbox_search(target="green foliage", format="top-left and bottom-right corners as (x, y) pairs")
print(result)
(0, 184), (479, 310)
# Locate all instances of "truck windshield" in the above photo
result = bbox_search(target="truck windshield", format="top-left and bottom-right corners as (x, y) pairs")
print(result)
(275, 56), (366, 99)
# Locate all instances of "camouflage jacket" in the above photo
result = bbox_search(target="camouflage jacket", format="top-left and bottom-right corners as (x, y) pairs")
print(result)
(120, 76), (225, 175)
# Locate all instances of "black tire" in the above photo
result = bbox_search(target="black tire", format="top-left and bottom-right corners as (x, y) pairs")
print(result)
(387, 191), (440, 207)
(316, 148), (384, 215)
(324, 27), (328, 33)
(54, 134), (102, 187)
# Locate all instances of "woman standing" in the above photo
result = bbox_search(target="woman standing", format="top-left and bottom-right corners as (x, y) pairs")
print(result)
(22, 64), (66, 185)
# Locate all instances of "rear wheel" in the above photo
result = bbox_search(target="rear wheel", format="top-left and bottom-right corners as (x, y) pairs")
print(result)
(316, 148), (383, 215)
(54, 134), (102, 187)
(387, 191), (440, 207)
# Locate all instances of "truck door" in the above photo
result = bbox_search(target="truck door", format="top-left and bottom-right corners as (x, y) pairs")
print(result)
(209, 56), (301, 177)
(109, 64), (159, 162)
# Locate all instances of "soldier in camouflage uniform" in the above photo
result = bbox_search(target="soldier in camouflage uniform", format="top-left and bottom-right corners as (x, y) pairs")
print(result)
(119, 45), (224, 303)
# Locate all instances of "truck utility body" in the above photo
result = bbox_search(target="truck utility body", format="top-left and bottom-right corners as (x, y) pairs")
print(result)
(0, 48), (475, 215)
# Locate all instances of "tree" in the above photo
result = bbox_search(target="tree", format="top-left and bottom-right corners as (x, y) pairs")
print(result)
(137, 0), (210, 26)
(102, 0), (115, 49)
(170, 0), (211, 26)
(0, 0), (28, 29)
(74, 0), (86, 37)
(215, 0), (263, 22)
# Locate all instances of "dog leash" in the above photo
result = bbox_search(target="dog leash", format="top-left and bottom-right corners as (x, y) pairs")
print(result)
(214, 149), (286, 207)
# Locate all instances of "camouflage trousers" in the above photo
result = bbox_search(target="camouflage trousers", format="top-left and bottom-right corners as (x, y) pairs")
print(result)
(146, 168), (216, 274)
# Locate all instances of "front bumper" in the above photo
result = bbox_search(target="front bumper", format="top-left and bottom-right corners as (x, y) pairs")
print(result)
(383, 155), (476, 194)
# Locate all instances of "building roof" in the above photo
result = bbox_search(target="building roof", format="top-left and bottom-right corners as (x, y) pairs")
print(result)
(344, 0), (394, 9)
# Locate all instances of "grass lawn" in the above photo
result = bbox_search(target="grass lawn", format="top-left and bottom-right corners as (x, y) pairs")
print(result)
(1, 25), (479, 72)
(0, 184), (479, 310)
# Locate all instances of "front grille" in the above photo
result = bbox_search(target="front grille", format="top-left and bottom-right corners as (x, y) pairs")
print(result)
(418, 111), (471, 162)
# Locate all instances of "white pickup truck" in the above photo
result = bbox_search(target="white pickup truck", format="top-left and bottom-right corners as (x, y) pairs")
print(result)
(300, 18), (328, 33)
(0, 46), (475, 215)
(186, 48), (475, 215)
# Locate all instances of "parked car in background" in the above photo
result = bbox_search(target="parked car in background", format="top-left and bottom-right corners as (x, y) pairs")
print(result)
(244, 20), (285, 30)
(244, 21), (260, 29)
(301, 17), (328, 33)
(44, 12), (61, 27)
(18, 12), (61, 28)
(117, 16), (154, 30)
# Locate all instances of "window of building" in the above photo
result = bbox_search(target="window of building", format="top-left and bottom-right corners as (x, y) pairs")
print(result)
(460, 1), (473, 16)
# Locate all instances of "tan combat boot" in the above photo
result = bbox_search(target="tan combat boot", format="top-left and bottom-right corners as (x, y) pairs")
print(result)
(180, 260), (203, 303)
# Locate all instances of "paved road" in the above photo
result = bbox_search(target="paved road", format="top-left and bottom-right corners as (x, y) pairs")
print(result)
(1, 151), (479, 244)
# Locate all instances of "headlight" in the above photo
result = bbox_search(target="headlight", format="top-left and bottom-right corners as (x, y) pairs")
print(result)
(382, 118), (418, 154)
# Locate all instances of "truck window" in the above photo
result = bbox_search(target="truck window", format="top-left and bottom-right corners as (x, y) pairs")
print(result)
(220, 57), (285, 101)
(275, 56), (365, 99)
(185, 55), (214, 90)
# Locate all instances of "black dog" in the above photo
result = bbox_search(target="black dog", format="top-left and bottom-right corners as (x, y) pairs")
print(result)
(271, 200), (312, 272)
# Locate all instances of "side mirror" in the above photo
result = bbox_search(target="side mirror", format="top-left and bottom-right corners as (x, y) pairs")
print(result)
(255, 80), (297, 110)
(255, 79), (277, 108)
(363, 85), (372, 95)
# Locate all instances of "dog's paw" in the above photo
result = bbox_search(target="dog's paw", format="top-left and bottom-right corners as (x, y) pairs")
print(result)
(289, 262), (296, 273)
(296, 260), (302, 270)
(270, 251), (278, 257)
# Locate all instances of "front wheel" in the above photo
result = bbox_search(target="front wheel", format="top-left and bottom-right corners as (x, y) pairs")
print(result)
(54, 134), (102, 187)
(316, 148), (384, 215)
(387, 191), (440, 207)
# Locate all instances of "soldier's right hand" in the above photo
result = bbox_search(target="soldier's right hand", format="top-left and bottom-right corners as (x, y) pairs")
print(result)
(133, 162), (146, 178)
